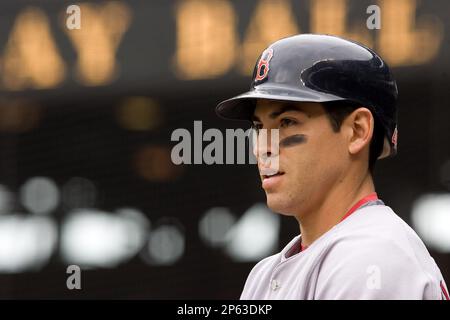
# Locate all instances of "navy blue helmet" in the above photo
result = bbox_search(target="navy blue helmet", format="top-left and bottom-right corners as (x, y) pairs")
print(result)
(216, 34), (398, 159)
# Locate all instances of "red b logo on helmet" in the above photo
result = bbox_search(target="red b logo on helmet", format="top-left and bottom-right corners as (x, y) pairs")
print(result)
(255, 48), (273, 82)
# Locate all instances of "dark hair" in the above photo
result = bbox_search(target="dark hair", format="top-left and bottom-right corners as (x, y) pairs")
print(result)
(322, 101), (384, 174)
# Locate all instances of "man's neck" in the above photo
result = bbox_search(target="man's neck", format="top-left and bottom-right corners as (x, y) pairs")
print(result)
(297, 171), (375, 248)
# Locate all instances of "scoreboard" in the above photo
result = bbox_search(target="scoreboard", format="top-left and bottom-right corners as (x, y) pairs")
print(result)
(0, 0), (447, 96)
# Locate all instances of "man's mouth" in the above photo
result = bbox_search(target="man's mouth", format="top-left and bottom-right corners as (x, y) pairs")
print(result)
(261, 172), (285, 189)
(262, 172), (285, 180)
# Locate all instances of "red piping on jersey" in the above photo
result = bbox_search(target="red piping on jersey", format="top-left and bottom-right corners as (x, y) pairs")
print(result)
(441, 281), (450, 300)
(300, 192), (378, 253)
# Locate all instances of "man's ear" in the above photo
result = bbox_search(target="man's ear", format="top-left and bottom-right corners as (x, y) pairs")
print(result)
(345, 107), (374, 156)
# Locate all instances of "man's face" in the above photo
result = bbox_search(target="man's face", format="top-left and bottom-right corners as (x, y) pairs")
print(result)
(252, 100), (348, 216)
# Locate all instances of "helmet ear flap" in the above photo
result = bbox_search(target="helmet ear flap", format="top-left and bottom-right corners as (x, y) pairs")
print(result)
(378, 139), (391, 160)
(372, 115), (387, 161)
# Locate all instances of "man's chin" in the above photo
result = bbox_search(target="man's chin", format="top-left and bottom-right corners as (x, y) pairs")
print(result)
(265, 194), (294, 216)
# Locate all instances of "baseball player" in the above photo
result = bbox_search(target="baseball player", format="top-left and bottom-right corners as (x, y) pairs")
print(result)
(216, 34), (448, 300)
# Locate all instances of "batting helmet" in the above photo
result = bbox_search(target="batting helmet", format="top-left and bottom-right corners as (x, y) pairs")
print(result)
(216, 34), (398, 159)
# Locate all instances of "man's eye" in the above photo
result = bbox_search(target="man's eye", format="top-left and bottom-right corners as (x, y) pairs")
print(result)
(280, 118), (297, 128)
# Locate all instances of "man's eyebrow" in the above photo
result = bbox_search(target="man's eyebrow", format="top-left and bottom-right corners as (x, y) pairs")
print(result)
(269, 104), (306, 119)
(251, 103), (307, 122)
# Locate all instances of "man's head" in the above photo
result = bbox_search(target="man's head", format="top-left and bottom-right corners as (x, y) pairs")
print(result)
(251, 99), (377, 215)
(216, 34), (398, 214)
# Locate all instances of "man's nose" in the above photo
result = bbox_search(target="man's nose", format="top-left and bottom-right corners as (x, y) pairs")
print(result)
(252, 129), (280, 160)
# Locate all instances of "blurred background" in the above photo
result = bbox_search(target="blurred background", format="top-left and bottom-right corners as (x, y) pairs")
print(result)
(0, 0), (449, 299)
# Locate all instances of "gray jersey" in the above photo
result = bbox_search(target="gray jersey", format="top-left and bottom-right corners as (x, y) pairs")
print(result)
(240, 203), (448, 300)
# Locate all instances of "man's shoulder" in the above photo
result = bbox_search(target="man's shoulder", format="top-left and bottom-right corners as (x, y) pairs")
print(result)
(336, 204), (423, 249)
(320, 204), (441, 286)
(314, 205), (445, 299)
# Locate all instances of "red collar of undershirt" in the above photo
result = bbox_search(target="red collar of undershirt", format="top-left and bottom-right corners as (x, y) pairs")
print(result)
(299, 192), (379, 252)
(339, 192), (379, 222)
